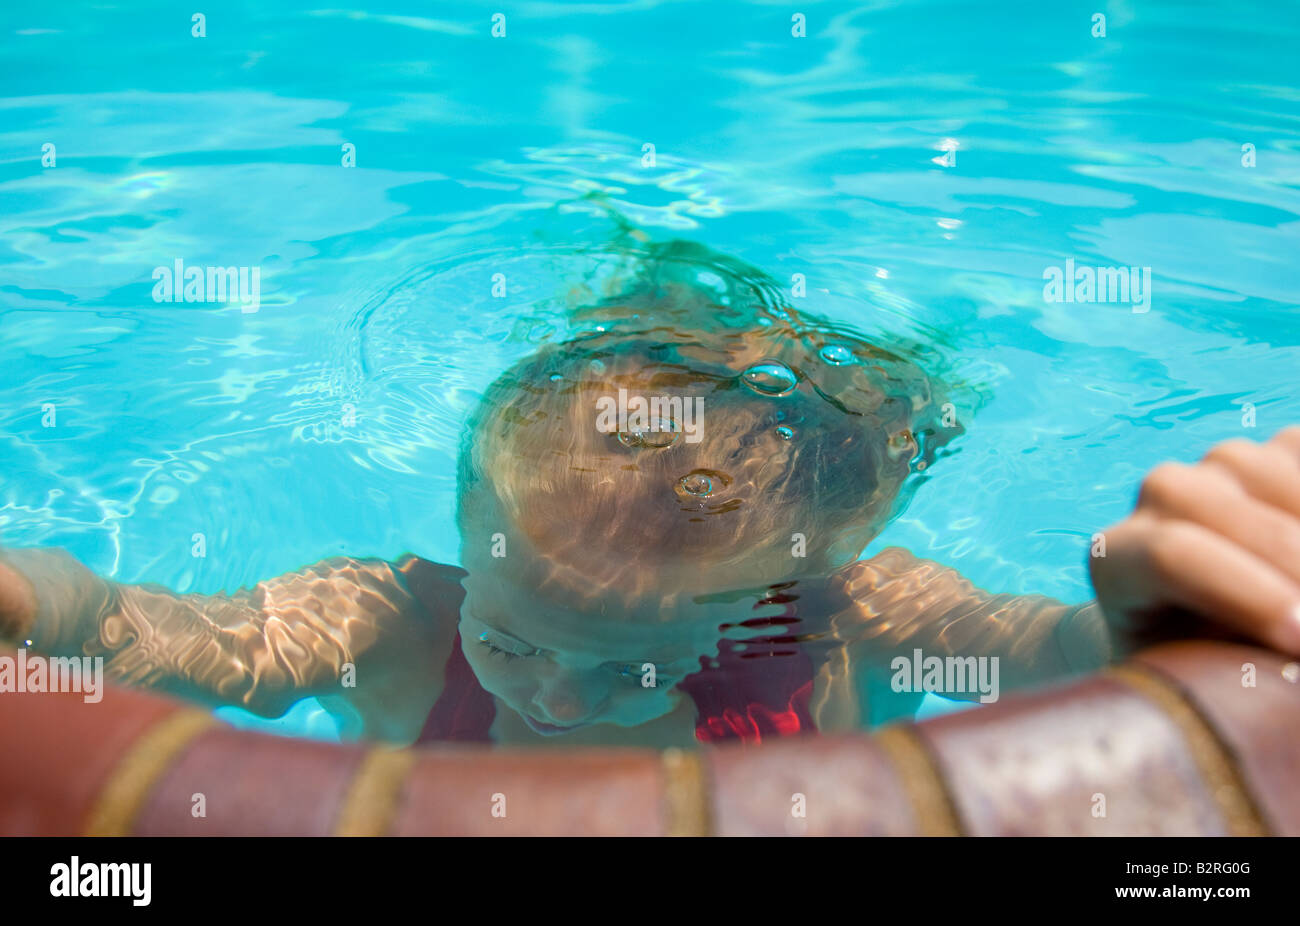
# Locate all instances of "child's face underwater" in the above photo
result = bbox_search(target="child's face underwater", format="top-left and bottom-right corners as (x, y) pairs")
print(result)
(458, 567), (730, 733)
(453, 316), (952, 732)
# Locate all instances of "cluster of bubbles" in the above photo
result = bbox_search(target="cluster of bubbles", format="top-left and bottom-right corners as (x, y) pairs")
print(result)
(562, 337), (902, 505)
(611, 347), (874, 499)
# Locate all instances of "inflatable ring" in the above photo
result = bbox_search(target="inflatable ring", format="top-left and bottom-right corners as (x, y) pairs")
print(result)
(1, 641), (1296, 836)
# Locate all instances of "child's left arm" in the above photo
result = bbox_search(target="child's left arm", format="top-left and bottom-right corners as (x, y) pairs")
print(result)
(828, 428), (1300, 696)
(827, 547), (1111, 698)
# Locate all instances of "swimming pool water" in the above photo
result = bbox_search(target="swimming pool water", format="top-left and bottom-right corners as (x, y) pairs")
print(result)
(2, 0), (1298, 741)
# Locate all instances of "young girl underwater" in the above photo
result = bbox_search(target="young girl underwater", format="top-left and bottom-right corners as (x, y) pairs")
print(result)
(3, 238), (1300, 748)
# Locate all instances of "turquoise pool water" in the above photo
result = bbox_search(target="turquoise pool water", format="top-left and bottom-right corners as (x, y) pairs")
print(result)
(2, 1), (1298, 740)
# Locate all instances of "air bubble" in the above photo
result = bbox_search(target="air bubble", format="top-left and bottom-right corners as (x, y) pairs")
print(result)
(617, 419), (679, 449)
(819, 344), (854, 365)
(678, 472), (714, 496)
(675, 469), (730, 500)
(887, 429), (917, 460)
(741, 360), (797, 397)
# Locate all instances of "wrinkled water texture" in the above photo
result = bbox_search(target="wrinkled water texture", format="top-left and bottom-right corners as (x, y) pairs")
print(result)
(2, 1), (1299, 740)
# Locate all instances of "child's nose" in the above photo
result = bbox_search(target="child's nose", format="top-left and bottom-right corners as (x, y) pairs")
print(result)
(532, 678), (609, 724)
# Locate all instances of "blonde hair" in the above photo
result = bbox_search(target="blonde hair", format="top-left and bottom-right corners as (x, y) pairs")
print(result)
(456, 295), (960, 613)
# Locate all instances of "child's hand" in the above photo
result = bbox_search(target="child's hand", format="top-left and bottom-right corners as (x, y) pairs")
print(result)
(1090, 427), (1300, 656)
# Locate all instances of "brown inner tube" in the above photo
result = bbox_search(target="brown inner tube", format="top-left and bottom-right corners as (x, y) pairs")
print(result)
(0, 641), (1295, 836)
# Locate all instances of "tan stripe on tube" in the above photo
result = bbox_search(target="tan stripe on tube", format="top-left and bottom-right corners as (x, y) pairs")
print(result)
(1107, 665), (1267, 837)
(84, 710), (216, 836)
(873, 725), (963, 836)
(334, 747), (418, 837)
(661, 748), (712, 837)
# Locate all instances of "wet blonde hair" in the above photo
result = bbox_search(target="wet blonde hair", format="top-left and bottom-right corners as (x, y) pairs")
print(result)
(456, 246), (961, 612)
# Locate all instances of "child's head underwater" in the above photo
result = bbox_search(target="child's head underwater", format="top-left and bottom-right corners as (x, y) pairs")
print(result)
(453, 250), (962, 733)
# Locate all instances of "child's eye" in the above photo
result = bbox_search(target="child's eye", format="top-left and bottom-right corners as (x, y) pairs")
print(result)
(613, 662), (674, 686)
(477, 632), (541, 660)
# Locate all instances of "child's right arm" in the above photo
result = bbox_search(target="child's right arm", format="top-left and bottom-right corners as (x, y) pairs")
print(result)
(0, 548), (458, 732)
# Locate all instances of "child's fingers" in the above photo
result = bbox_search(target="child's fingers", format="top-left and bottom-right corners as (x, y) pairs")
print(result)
(1199, 438), (1300, 519)
(1268, 425), (1300, 462)
(1134, 462), (1300, 591)
(1093, 515), (1300, 655)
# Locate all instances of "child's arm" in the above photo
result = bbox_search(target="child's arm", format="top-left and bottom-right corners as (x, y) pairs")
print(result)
(826, 547), (1110, 698)
(0, 548), (459, 730)
(829, 428), (1300, 696)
